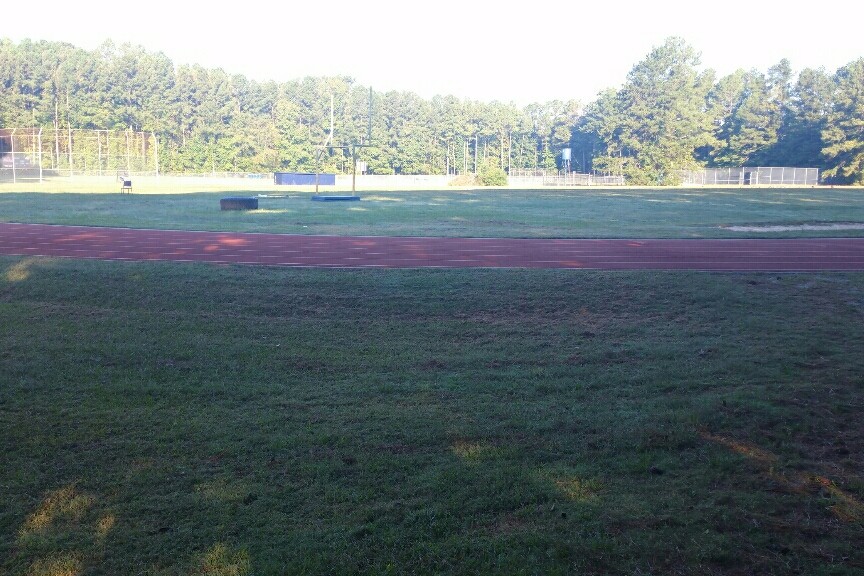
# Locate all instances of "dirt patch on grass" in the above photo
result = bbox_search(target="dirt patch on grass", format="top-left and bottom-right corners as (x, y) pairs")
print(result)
(488, 513), (526, 535)
(701, 431), (864, 523)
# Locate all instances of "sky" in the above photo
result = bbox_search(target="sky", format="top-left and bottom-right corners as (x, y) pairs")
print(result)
(4, 0), (863, 105)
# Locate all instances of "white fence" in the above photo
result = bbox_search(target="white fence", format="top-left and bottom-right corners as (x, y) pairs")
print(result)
(0, 170), (634, 190)
(542, 173), (626, 186)
(335, 174), (452, 189)
(679, 167), (819, 186)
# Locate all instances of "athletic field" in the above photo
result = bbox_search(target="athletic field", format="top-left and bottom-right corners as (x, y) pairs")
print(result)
(1, 184), (862, 575)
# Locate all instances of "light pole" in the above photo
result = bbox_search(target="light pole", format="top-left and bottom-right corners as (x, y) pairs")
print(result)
(440, 139), (450, 175)
(464, 139), (468, 174)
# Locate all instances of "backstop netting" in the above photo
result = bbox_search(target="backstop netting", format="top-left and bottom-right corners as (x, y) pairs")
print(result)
(542, 173), (626, 186)
(0, 128), (157, 182)
(679, 167), (819, 186)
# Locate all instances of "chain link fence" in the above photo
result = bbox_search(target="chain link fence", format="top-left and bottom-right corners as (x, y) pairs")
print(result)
(679, 167), (819, 186)
(508, 170), (626, 187)
(1, 128), (158, 182)
(542, 173), (626, 186)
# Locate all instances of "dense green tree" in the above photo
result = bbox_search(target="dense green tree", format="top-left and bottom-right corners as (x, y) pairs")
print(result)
(478, 157), (507, 185)
(701, 69), (746, 165)
(771, 67), (833, 169)
(707, 60), (798, 168)
(272, 96), (315, 171)
(524, 99), (581, 171)
(587, 38), (715, 184)
(747, 60), (791, 165)
(430, 95), (468, 174)
(822, 58), (864, 183)
(571, 89), (619, 173)
(1, 37), (862, 182)
(380, 91), (434, 174)
(710, 70), (773, 166)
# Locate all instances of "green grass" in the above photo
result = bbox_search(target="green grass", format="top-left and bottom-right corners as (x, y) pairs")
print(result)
(2, 256), (863, 575)
(2, 186), (864, 238)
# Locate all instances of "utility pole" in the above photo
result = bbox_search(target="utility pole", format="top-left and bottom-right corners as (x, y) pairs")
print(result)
(315, 94), (335, 194)
(352, 144), (357, 194)
(464, 139), (468, 174)
(473, 135), (478, 174)
(508, 130), (512, 174)
(38, 128), (43, 183)
(66, 90), (73, 175)
(10, 128), (16, 184)
(367, 86), (373, 143)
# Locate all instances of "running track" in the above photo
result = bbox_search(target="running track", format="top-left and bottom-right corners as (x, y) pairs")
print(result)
(2, 222), (864, 271)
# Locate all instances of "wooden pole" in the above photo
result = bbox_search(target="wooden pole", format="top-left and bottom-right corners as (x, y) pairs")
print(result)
(10, 128), (16, 184)
(66, 90), (73, 175)
(315, 148), (320, 194)
(53, 99), (59, 169)
(67, 127), (73, 175)
(38, 128), (43, 183)
(352, 145), (357, 193)
(154, 133), (159, 178)
(367, 87), (373, 143)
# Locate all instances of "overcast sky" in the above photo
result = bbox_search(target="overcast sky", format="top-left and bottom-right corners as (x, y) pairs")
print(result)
(5, 0), (863, 105)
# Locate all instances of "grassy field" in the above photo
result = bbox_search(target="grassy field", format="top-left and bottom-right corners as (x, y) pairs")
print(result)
(1, 184), (864, 238)
(2, 256), (863, 575)
(2, 183), (863, 574)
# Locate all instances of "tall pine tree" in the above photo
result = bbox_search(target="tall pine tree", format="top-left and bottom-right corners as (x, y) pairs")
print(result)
(822, 59), (864, 184)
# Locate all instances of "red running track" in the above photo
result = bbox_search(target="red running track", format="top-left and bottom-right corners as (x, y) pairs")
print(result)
(2, 222), (864, 271)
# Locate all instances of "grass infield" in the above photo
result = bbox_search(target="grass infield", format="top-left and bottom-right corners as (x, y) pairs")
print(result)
(1, 186), (864, 238)
(1, 256), (863, 574)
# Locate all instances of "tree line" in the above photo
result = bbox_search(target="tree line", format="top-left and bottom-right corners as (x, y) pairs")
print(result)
(573, 38), (864, 184)
(1, 37), (862, 183)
